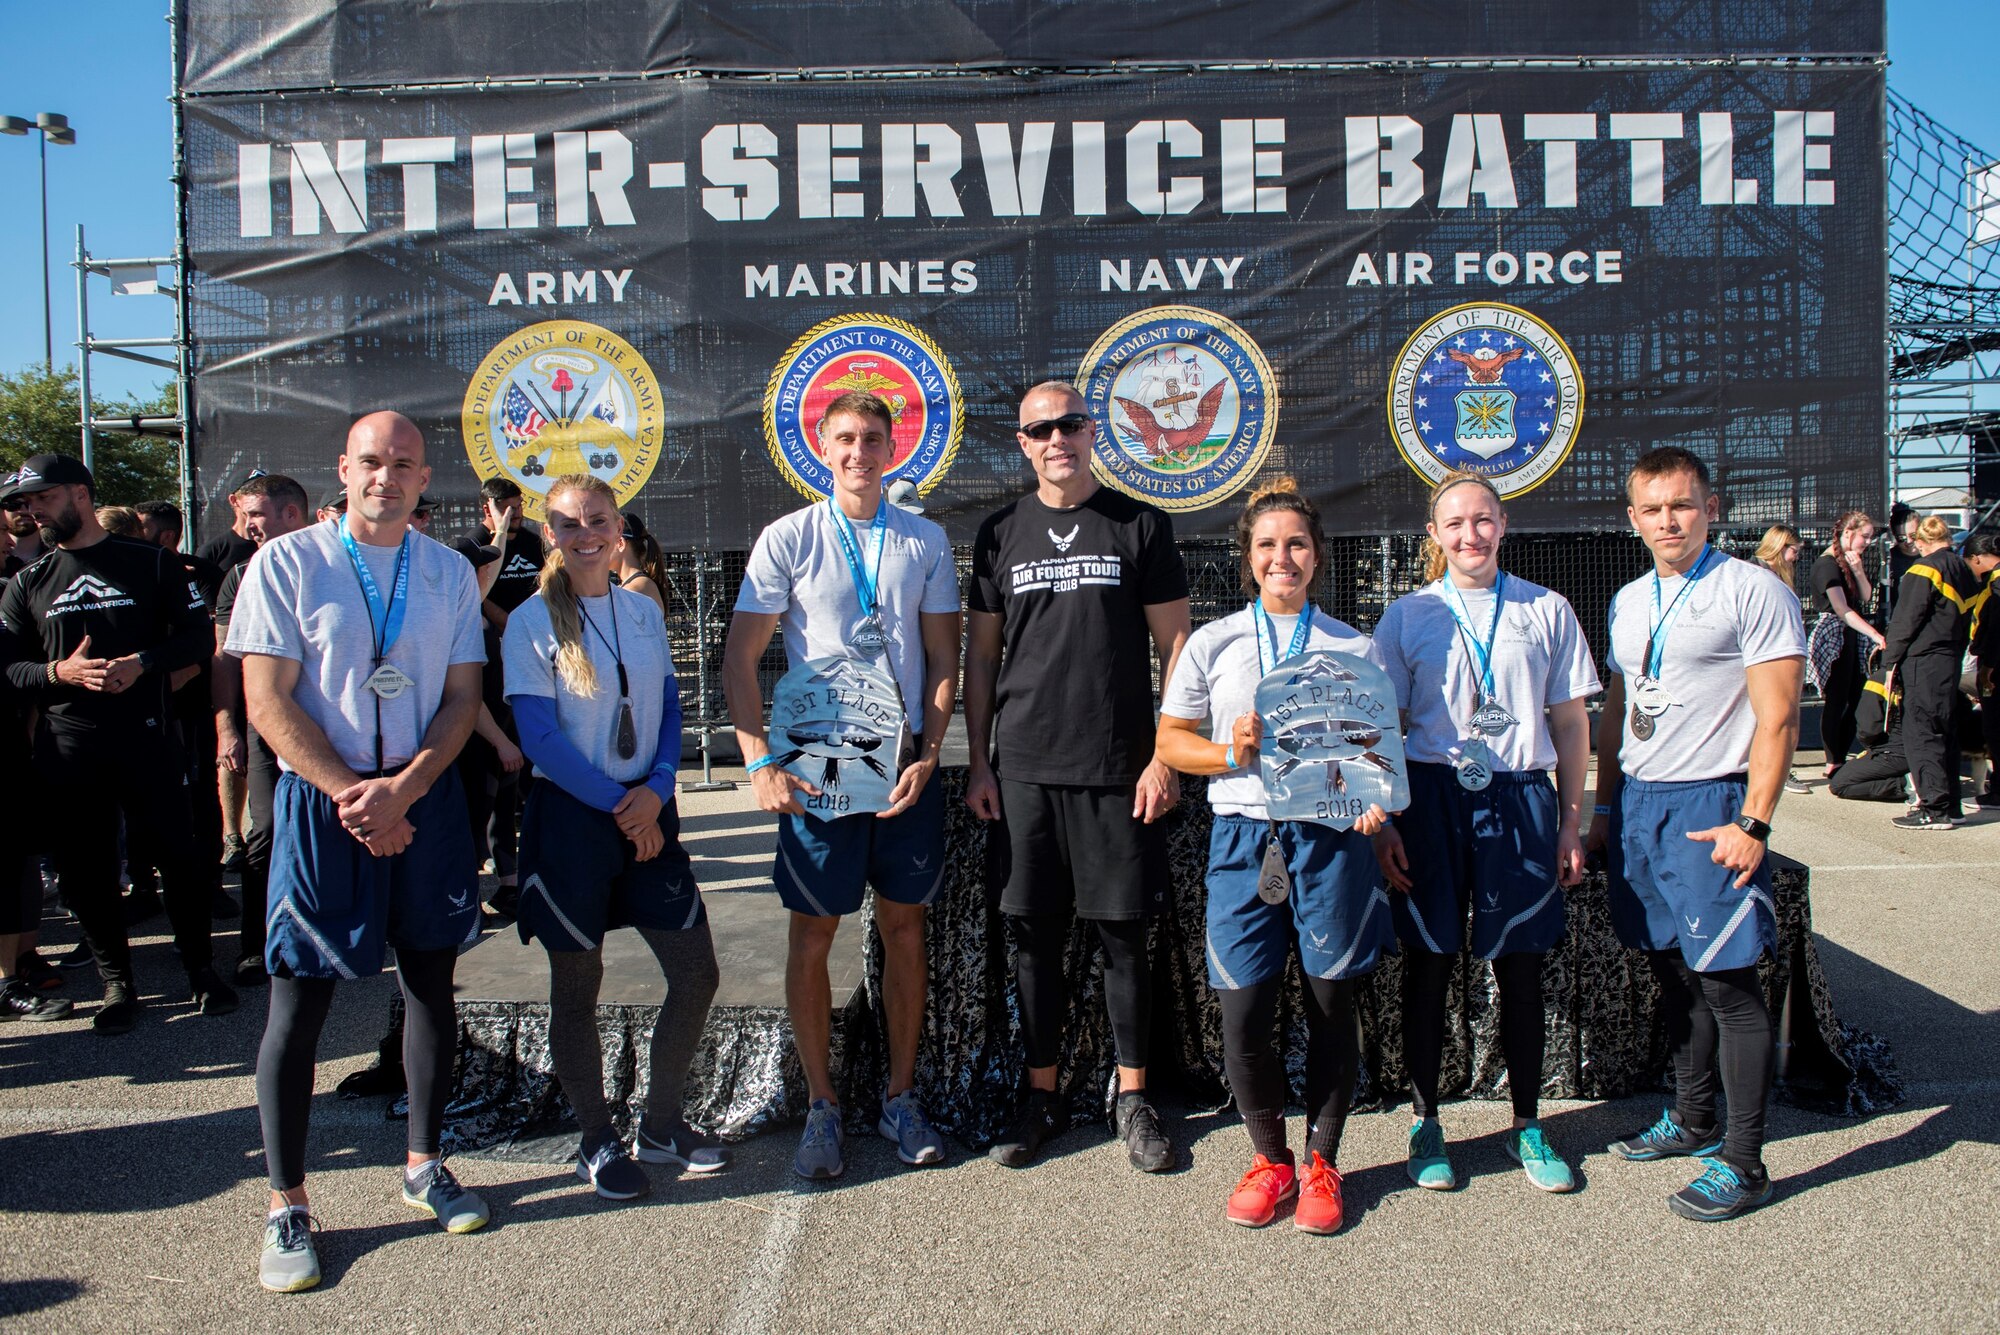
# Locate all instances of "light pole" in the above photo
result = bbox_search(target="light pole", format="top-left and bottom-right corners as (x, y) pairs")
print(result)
(0, 112), (77, 372)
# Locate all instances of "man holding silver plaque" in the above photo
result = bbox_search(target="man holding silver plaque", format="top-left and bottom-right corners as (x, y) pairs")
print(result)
(1155, 478), (1398, 1237)
(965, 380), (1192, 1174)
(724, 391), (963, 1182)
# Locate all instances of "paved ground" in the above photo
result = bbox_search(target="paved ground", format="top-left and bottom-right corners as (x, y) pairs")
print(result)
(1, 756), (1996, 1333)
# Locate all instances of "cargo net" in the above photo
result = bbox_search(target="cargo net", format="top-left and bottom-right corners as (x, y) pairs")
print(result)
(654, 529), (1829, 737)
(1889, 89), (2000, 382)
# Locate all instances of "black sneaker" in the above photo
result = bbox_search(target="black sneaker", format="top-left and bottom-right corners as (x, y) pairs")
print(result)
(336, 1062), (406, 1099)
(1891, 810), (1953, 832)
(93, 984), (142, 1035)
(211, 888), (241, 920)
(1115, 1092), (1173, 1173)
(233, 955), (269, 987)
(16, 952), (63, 993)
(989, 1088), (1060, 1168)
(190, 968), (240, 1016)
(0, 979), (73, 1022)
(1609, 1107), (1724, 1161)
(221, 835), (248, 873)
(575, 1133), (650, 1201)
(59, 939), (95, 969)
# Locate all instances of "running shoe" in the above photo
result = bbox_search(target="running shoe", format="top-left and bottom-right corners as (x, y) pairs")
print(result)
(575, 1133), (650, 1201)
(989, 1087), (1059, 1169)
(221, 835), (248, 873)
(190, 968), (240, 1016)
(0, 979), (72, 1022)
(59, 939), (93, 969)
(402, 1159), (491, 1233)
(1891, 810), (1953, 832)
(1115, 1092), (1173, 1173)
(92, 984), (140, 1035)
(16, 951), (63, 993)
(258, 1207), (320, 1294)
(1504, 1123), (1577, 1193)
(1294, 1151), (1344, 1235)
(794, 1098), (846, 1180)
(1609, 1107), (1723, 1162)
(878, 1089), (945, 1166)
(634, 1116), (731, 1173)
(1406, 1118), (1457, 1190)
(336, 1061), (406, 1099)
(234, 955), (269, 988)
(1782, 775), (1812, 795)
(1225, 1153), (1297, 1228)
(1668, 1156), (1773, 1221)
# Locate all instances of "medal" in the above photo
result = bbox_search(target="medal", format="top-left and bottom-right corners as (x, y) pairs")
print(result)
(1441, 575), (1514, 749)
(1632, 678), (1673, 717)
(827, 500), (892, 661)
(364, 662), (414, 700)
(1457, 738), (1494, 791)
(1469, 697), (1519, 737)
(1257, 827), (1291, 904)
(1252, 599), (1315, 676)
(1630, 703), (1656, 741)
(1634, 545), (1718, 733)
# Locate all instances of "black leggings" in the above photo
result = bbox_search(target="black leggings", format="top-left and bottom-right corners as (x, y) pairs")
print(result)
(256, 947), (458, 1191)
(1647, 951), (1772, 1175)
(1818, 631), (1865, 769)
(1404, 950), (1547, 1121)
(1006, 913), (1151, 1071)
(1217, 974), (1360, 1163)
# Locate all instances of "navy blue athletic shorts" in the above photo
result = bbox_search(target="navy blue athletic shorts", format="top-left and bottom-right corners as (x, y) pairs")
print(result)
(1392, 762), (1566, 960)
(774, 775), (945, 918)
(265, 767), (481, 981)
(1203, 814), (1394, 990)
(516, 781), (705, 951)
(989, 779), (1168, 921)
(1608, 774), (1775, 973)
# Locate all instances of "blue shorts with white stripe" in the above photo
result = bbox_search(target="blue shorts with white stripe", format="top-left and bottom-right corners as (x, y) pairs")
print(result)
(1608, 774), (1775, 973)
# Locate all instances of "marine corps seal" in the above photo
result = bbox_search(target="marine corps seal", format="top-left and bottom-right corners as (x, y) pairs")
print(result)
(461, 320), (665, 521)
(1388, 303), (1583, 499)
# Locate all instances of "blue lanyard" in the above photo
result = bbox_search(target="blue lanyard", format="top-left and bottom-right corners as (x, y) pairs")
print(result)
(338, 516), (411, 663)
(1439, 572), (1506, 701)
(1646, 545), (1717, 678)
(1252, 600), (1314, 675)
(826, 500), (888, 619)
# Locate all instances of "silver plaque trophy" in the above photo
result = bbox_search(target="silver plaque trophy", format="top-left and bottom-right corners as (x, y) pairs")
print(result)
(768, 656), (908, 817)
(1255, 650), (1408, 828)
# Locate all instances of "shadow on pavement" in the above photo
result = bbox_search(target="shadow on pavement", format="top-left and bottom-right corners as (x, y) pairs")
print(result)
(0, 1278), (86, 1320)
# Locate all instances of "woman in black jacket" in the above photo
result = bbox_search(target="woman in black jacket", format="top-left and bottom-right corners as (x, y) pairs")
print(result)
(1882, 516), (1980, 829)
(1807, 511), (1888, 780)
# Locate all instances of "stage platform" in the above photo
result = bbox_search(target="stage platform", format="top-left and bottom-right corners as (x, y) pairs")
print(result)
(438, 769), (1901, 1162)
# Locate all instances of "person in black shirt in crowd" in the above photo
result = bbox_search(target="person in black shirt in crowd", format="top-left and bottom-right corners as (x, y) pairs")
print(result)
(0, 509), (69, 1021)
(966, 380), (1191, 1171)
(197, 470), (264, 576)
(1828, 661), (1909, 802)
(1882, 515), (1979, 830)
(1961, 533), (2000, 810)
(0, 453), (236, 1032)
(1806, 511), (1887, 783)
(4, 483), (46, 571)
(409, 494), (438, 536)
(452, 476), (543, 913)
(213, 473), (314, 985)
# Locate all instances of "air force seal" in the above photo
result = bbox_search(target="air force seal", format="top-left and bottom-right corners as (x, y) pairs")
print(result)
(763, 315), (963, 502)
(461, 320), (665, 522)
(1388, 303), (1583, 498)
(1078, 306), (1279, 512)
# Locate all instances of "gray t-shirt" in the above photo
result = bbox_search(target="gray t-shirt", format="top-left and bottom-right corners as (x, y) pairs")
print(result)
(734, 499), (960, 731)
(1605, 552), (1805, 783)
(502, 587), (674, 785)
(224, 520), (485, 774)
(1375, 576), (1601, 772)
(1161, 605), (1382, 819)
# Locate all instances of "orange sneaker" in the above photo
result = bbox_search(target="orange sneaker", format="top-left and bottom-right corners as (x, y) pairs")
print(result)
(1225, 1153), (1297, 1228)
(1294, 1151), (1344, 1235)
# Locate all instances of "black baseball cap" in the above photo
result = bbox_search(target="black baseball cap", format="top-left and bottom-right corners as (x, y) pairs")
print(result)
(230, 467), (269, 494)
(318, 489), (349, 513)
(412, 493), (438, 514)
(3, 453), (94, 499)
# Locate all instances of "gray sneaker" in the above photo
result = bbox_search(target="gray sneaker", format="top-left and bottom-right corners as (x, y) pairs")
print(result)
(401, 1159), (490, 1234)
(878, 1089), (945, 1167)
(634, 1116), (731, 1174)
(258, 1208), (320, 1293)
(794, 1099), (846, 1180)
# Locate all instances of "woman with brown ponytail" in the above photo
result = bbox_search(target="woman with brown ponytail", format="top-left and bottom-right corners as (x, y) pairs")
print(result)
(1156, 477), (1395, 1236)
(1370, 471), (1599, 1194)
(501, 475), (726, 1200)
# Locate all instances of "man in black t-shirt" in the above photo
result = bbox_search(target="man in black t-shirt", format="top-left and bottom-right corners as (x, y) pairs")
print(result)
(196, 470), (264, 578)
(0, 454), (236, 1033)
(451, 477), (543, 906)
(966, 380), (1192, 1172)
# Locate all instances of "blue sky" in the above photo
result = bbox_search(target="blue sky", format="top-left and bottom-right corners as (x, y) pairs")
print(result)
(0, 0), (1993, 403)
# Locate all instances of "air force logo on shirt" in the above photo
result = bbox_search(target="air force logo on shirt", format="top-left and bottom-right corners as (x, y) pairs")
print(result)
(47, 574), (136, 615)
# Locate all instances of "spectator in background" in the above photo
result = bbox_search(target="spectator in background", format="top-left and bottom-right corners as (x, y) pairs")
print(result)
(315, 490), (347, 524)
(1882, 515), (1978, 830)
(410, 494), (437, 536)
(198, 470), (264, 576)
(614, 512), (669, 615)
(1886, 503), (1920, 615)
(1751, 525), (1801, 592)
(1828, 658), (1908, 802)
(1962, 533), (2000, 811)
(1807, 512), (1887, 783)
(97, 505), (142, 538)
(198, 473), (266, 873)
(5, 481), (46, 568)
(451, 477), (543, 914)
(0, 505), (66, 1020)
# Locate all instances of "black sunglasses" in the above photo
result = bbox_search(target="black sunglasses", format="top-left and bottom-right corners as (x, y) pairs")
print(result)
(1018, 413), (1093, 440)
(0, 497), (29, 512)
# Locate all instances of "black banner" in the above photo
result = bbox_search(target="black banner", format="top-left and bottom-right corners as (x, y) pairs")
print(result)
(182, 66), (1886, 546)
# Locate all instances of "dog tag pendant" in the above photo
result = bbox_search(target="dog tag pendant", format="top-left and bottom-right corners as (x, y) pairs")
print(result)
(1258, 828), (1290, 905)
(1630, 703), (1656, 741)
(613, 699), (638, 761)
(1457, 739), (1494, 791)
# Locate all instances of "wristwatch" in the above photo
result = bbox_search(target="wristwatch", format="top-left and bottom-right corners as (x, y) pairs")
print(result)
(135, 649), (159, 675)
(1735, 814), (1771, 842)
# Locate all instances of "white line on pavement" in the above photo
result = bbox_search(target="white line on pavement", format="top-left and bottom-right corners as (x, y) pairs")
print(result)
(1799, 863), (1997, 872)
(719, 1188), (810, 1335)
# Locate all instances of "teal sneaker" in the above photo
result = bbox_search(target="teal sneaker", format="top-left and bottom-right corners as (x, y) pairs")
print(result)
(258, 1208), (320, 1294)
(1504, 1123), (1576, 1193)
(1609, 1107), (1723, 1162)
(1668, 1157), (1773, 1221)
(401, 1159), (491, 1234)
(1406, 1118), (1457, 1190)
